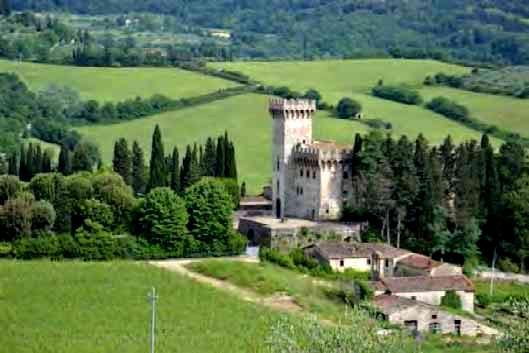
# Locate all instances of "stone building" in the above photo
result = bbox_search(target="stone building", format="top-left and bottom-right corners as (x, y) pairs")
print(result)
(270, 98), (353, 221)
(373, 295), (498, 336)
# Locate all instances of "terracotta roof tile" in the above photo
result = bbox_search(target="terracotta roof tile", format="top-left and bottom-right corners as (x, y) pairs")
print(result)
(373, 295), (437, 315)
(381, 275), (474, 293)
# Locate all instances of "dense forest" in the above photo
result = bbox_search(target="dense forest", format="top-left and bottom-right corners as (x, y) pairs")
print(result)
(6, 0), (529, 64)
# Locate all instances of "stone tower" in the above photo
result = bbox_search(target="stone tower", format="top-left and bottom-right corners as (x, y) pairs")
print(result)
(269, 98), (316, 219)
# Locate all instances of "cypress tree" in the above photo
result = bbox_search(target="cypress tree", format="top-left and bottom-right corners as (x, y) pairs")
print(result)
(25, 143), (34, 181)
(223, 131), (230, 175)
(58, 144), (72, 176)
(113, 138), (132, 185)
(42, 150), (52, 173)
(226, 142), (238, 180)
(33, 144), (43, 176)
(132, 141), (147, 195)
(240, 181), (247, 197)
(198, 144), (204, 175)
(180, 145), (193, 190)
(215, 135), (225, 177)
(190, 143), (201, 183)
(170, 147), (180, 193)
(148, 125), (167, 190)
(203, 137), (216, 176)
(8, 152), (17, 176)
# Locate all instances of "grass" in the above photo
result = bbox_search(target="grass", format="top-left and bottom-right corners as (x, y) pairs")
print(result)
(187, 259), (355, 322)
(209, 59), (502, 146)
(0, 260), (277, 353)
(0, 59), (238, 101)
(474, 279), (529, 303)
(2, 260), (497, 353)
(421, 86), (529, 138)
(77, 93), (370, 194)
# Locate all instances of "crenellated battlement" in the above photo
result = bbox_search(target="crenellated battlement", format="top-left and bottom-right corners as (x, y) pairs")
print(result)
(293, 142), (352, 167)
(269, 98), (316, 116)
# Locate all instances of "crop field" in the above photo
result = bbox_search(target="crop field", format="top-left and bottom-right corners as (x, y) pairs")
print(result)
(77, 93), (370, 194)
(0, 59), (238, 101)
(421, 86), (529, 138)
(1, 260), (277, 353)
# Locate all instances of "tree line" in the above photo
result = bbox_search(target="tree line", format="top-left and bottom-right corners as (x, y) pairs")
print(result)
(346, 131), (528, 273)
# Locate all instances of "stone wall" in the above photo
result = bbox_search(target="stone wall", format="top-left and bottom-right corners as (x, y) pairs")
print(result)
(393, 290), (474, 313)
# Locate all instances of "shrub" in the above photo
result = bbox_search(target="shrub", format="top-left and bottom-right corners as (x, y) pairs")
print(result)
(463, 256), (479, 277)
(31, 200), (56, 233)
(259, 247), (296, 270)
(371, 85), (423, 105)
(138, 187), (189, 256)
(289, 248), (319, 270)
(498, 258), (520, 273)
(426, 96), (469, 122)
(329, 280), (374, 306)
(336, 97), (362, 119)
(441, 290), (462, 310)
(215, 177), (240, 209)
(0, 195), (34, 240)
(76, 198), (114, 230)
(0, 175), (22, 204)
(476, 293), (492, 308)
(12, 234), (61, 259)
(0, 242), (12, 257)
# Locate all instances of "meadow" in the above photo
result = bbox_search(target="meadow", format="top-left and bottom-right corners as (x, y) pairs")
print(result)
(78, 93), (371, 194)
(1, 260), (495, 353)
(0, 59), (238, 101)
(78, 92), (499, 194)
(1, 260), (277, 353)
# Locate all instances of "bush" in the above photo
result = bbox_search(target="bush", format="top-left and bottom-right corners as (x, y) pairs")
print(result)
(259, 247), (296, 270)
(31, 200), (56, 233)
(76, 198), (114, 230)
(463, 256), (479, 277)
(0, 175), (22, 204)
(329, 280), (374, 306)
(289, 248), (320, 270)
(426, 96), (470, 122)
(372, 85), (423, 105)
(215, 177), (240, 209)
(12, 234), (62, 259)
(476, 293), (492, 308)
(336, 97), (362, 119)
(441, 290), (462, 310)
(498, 258), (520, 273)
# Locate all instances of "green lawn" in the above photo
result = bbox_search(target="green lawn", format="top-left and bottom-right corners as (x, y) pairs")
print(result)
(421, 86), (529, 138)
(474, 279), (529, 303)
(0, 59), (238, 101)
(1, 260), (276, 353)
(77, 93), (370, 194)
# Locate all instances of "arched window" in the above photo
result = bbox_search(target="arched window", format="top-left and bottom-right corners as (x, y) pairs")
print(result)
(306, 170), (310, 178)
(313, 171), (316, 179)
(300, 169), (303, 177)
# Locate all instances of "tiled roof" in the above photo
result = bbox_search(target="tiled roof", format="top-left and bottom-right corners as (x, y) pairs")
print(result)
(397, 254), (442, 270)
(373, 295), (434, 315)
(314, 241), (410, 259)
(381, 275), (475, 293)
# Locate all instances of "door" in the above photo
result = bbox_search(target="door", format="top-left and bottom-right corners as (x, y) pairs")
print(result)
(276, 198), (281, 219)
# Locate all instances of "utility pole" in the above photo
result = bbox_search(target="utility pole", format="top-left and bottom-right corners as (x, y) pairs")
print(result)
(490, 248), (498, 296)
(148, 287), (158, 353)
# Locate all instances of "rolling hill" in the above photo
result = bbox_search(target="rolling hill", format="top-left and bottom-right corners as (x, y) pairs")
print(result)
(0, 59), (238, 101)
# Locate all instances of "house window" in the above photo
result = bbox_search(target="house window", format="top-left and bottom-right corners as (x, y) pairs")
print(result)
(339, 259), (344, 267)
(432, 314), (438, 320)
(367, 258), (371, 265)
(429, 322), (441, 334)
(300, 169), (303, 177)
(411, 296), (417, 301)
(385, 259), (390, 267)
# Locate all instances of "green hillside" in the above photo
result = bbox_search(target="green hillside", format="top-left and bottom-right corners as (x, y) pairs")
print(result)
(0, 59), (238, 101)
(78, 93), (498, 194)
(421, 86), (529, 138)
(0, 260), (276, 353)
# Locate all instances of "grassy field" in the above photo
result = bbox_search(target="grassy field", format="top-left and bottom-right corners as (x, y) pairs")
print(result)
(208, 59), (505, 144)
(421, 86), (529, 138)
(78, 91), (499, 194)
(2, 260), (496, 353)
(474, 279), (529, 303)
(77, 93), (370, 194)
(1, 260), (277, 353)
(0, 59), (238, 101)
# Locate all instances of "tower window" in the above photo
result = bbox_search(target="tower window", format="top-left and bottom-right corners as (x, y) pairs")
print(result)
(306, 170), (310, 178)
(343, 171), (349, 179)
(277, 158), (280, 171)
(313, 171), (316, 179)
(300, 169), (303, 177)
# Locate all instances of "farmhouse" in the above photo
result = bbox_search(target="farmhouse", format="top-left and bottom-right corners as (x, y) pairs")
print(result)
(304, 241), (410, 277)
(377, 275), (475, 313)
(394, 253), (462, 277)
(373, 295), (497, 336)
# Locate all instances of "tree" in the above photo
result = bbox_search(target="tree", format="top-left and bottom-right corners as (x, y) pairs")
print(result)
(0, 193), (34, 240)
(240, 181), (247, 197)
(180, 144), (201, 190)
(7, 152), (17, 176)
(31, 200), (56, 233)
(76, 198), (114, 231)
(202, 137), (216, 176)
(170, 147), (180, 193)
(0, 0), (11, 16)
(131, 141), (147, 195)
(451, 217), (481, 262)
(138, 187), (189, 255)
(505, 176), (529, 272)
(148, 125), (167, 190)
(303, 89), (322, 106)
(112, 138), (132, 185)
(215, 135), (226, 177)
(72, 141), (100, 173)
(336, 97), (362, 119)
(58, 144), (72, 175)
(91, 172), (135, 230)
(0, 175), (22, 204)
(225, 141), (238, 180)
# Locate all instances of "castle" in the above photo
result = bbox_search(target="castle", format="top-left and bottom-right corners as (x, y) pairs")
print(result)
(270, 98), (353, 221)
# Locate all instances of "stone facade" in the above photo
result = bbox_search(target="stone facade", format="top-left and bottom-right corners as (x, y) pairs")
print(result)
(270, 98), (353, 221)
(391, 290), (474, 313)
